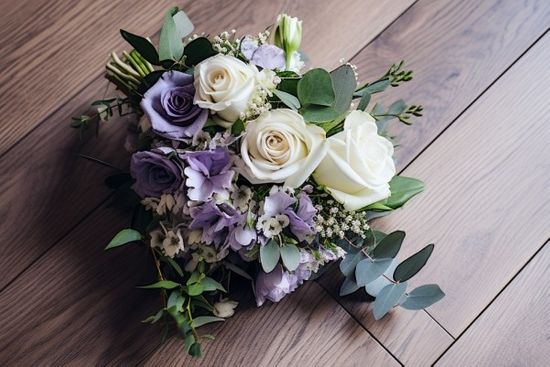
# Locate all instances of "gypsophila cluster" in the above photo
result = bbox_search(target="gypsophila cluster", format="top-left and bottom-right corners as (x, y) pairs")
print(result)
(314, 199), (370, 240)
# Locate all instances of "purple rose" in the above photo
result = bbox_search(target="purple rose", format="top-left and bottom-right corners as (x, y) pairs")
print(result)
(130, 150), (183, 198)
(240, 36), (285, 70)
(141, 71), (208, 140)
(184, 147), (234, 202)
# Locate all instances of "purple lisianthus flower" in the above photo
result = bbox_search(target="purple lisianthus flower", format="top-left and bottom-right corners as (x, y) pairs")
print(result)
(141, 71), (208, 140)
(130, 150), (183, 198)
(184, 147), (234, 202)
(255, 265), (299, 306)
(240, 36), (285, 70)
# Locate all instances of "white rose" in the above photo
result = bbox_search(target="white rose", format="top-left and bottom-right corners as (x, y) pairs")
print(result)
(239, 109), (327, 188)
(194, 54), (257, 128)
(313, 110), (396, 211)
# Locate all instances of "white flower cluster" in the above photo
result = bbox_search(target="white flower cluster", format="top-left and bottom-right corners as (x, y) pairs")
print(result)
(313, 199), (370, 240)
(211, 30), (239, 56)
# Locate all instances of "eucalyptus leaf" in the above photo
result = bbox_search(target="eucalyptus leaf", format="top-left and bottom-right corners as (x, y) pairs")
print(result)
(190, 316), (225, 328)
(301, 105), (340, 122)
(119, 30), (159, 65)
(159, 7), (184, 61)
(172, 9), (194, 39)
(260, 240), (280, 273)
(339, 276), (360, 296)
(183, 37), (217, 66)
(372, 231), (405, 259)
(272, 89), (301, 110)
(105, 229), (142, 249)
(365, 259), (398, 297)
(139, 280), (180, 289)
(358, 92), (371, 111)
(354, 78), (391, 96)
(393, 244), (435, 282)
(330, 64), (356, 113)
(388, 99), (407, 115)
(167, 289), (185, 312)
(355, 258), (393, 286)
(339, 251), (366, 277)
(297, 68), (335, 107)
(385, 176), (424, 209)
(280, 243), (300, 271)
(373, 282), (407, 320)
(400, 284), (445, 310)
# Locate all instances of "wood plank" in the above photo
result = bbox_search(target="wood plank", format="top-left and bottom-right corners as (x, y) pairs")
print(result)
(320, 0), (550, 364)
(349, 0), (550, 170)
(0, 0), (412, 290)
(0, 0), (412, 156)
(436, 242), (550, 366)
(0, 202), (399, 366)
(143, 282), (400, 367)
(371, 32), (550, 340)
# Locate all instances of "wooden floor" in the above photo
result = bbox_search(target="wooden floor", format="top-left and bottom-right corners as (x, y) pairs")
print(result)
(0, 1), (549, 365)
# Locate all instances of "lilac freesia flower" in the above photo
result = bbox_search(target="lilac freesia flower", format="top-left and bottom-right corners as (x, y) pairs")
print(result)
(184, 147), (234, 202)
(141, 71), (208, 140)
(190, 202), (255, 251)
(130, 150), (183, 198)
(240, 36), (285, 70)
(255, 265), (299, 306)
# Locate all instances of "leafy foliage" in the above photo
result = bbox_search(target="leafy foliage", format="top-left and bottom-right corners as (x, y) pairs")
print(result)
(105, 229), (142, 249)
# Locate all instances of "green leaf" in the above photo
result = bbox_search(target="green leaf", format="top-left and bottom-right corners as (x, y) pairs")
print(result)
(385, 176), (424, 209)
(339, 251), (366, 277)
(224, 262), (253, 281)
(231, 119), (245, 135)
(363, 202), (393, 211)
(388, 99), (407, 115)
(354, 78), (390, 96)
(330, 64), (356, 113)
(167, 290), (185, 312)
(159, 7), (184, 61)
(187, 282), (204, 296)
(189, 342), (202, 357)
(260, 240), (280, 273)
(105, 229), (142, 249)
(183, 37), (218, 66)
(339, 277), (361, 296)
(172, 9), (194, 39)
(141, 309), (165, 324)
(365, 259), (398, 297)
(400, 284), (445, 310)
(190, 316), (225, 328)
(393, 244), (435, 282)
(372, 231), (405, 259)
(355, 258), (393, 287)
(120, 30), (159, 65)
(276, 71), (300, 95)
(280, 243), (301, 271)
(357, 92), (371, 111)
(301, 105), (340, 122)
(297, 68), (335, 107)
(201, 277), (226, 293)
(272, 89), (301, 110)
(373, 282), (407, 320)
(139, 280), (180, 289)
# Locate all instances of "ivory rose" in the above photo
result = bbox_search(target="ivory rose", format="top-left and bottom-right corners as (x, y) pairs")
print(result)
(239, 109), (327, 188)
(194, 54), (257, 127)
(313, 110), (396, 211)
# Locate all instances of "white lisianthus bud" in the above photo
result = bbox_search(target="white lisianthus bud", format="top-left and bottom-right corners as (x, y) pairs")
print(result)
(272, 14), (302, 67)
(213, 298), (239, 318)
(313, 110), (396, 211)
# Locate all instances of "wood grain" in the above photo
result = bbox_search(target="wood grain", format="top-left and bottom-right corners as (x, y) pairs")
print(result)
(348, 0), (550, 170)
(319, 0), (550, 364)
(373, 32), (550, 338)
(0, 0), (413, 156)
(0, 202), (399, 366)
(0, 0), (413, 290)
(436, 242), (550, 366)
(143, 282), (400, 367)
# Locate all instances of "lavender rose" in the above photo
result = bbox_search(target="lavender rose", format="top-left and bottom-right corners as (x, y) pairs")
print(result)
(130, 150), (183, 198)
(141, 71), (208, 140)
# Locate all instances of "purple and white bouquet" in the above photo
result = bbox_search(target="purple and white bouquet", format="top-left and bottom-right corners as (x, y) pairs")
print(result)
(73, 7), (444, 357)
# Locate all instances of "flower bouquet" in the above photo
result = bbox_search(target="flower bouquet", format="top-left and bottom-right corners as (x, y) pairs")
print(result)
(72, 7), (444, 357)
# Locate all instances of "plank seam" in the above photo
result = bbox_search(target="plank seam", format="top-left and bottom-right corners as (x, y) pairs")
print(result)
(431, 238), (549, 366)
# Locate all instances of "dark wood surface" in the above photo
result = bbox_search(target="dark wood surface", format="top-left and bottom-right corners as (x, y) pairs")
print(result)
(1, 0), (549, 365)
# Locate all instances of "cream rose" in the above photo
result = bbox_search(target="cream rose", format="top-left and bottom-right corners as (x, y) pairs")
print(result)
(194, 54), (257, 128)
(239, 109), (327, 188)
(313, 110), (396, 211)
